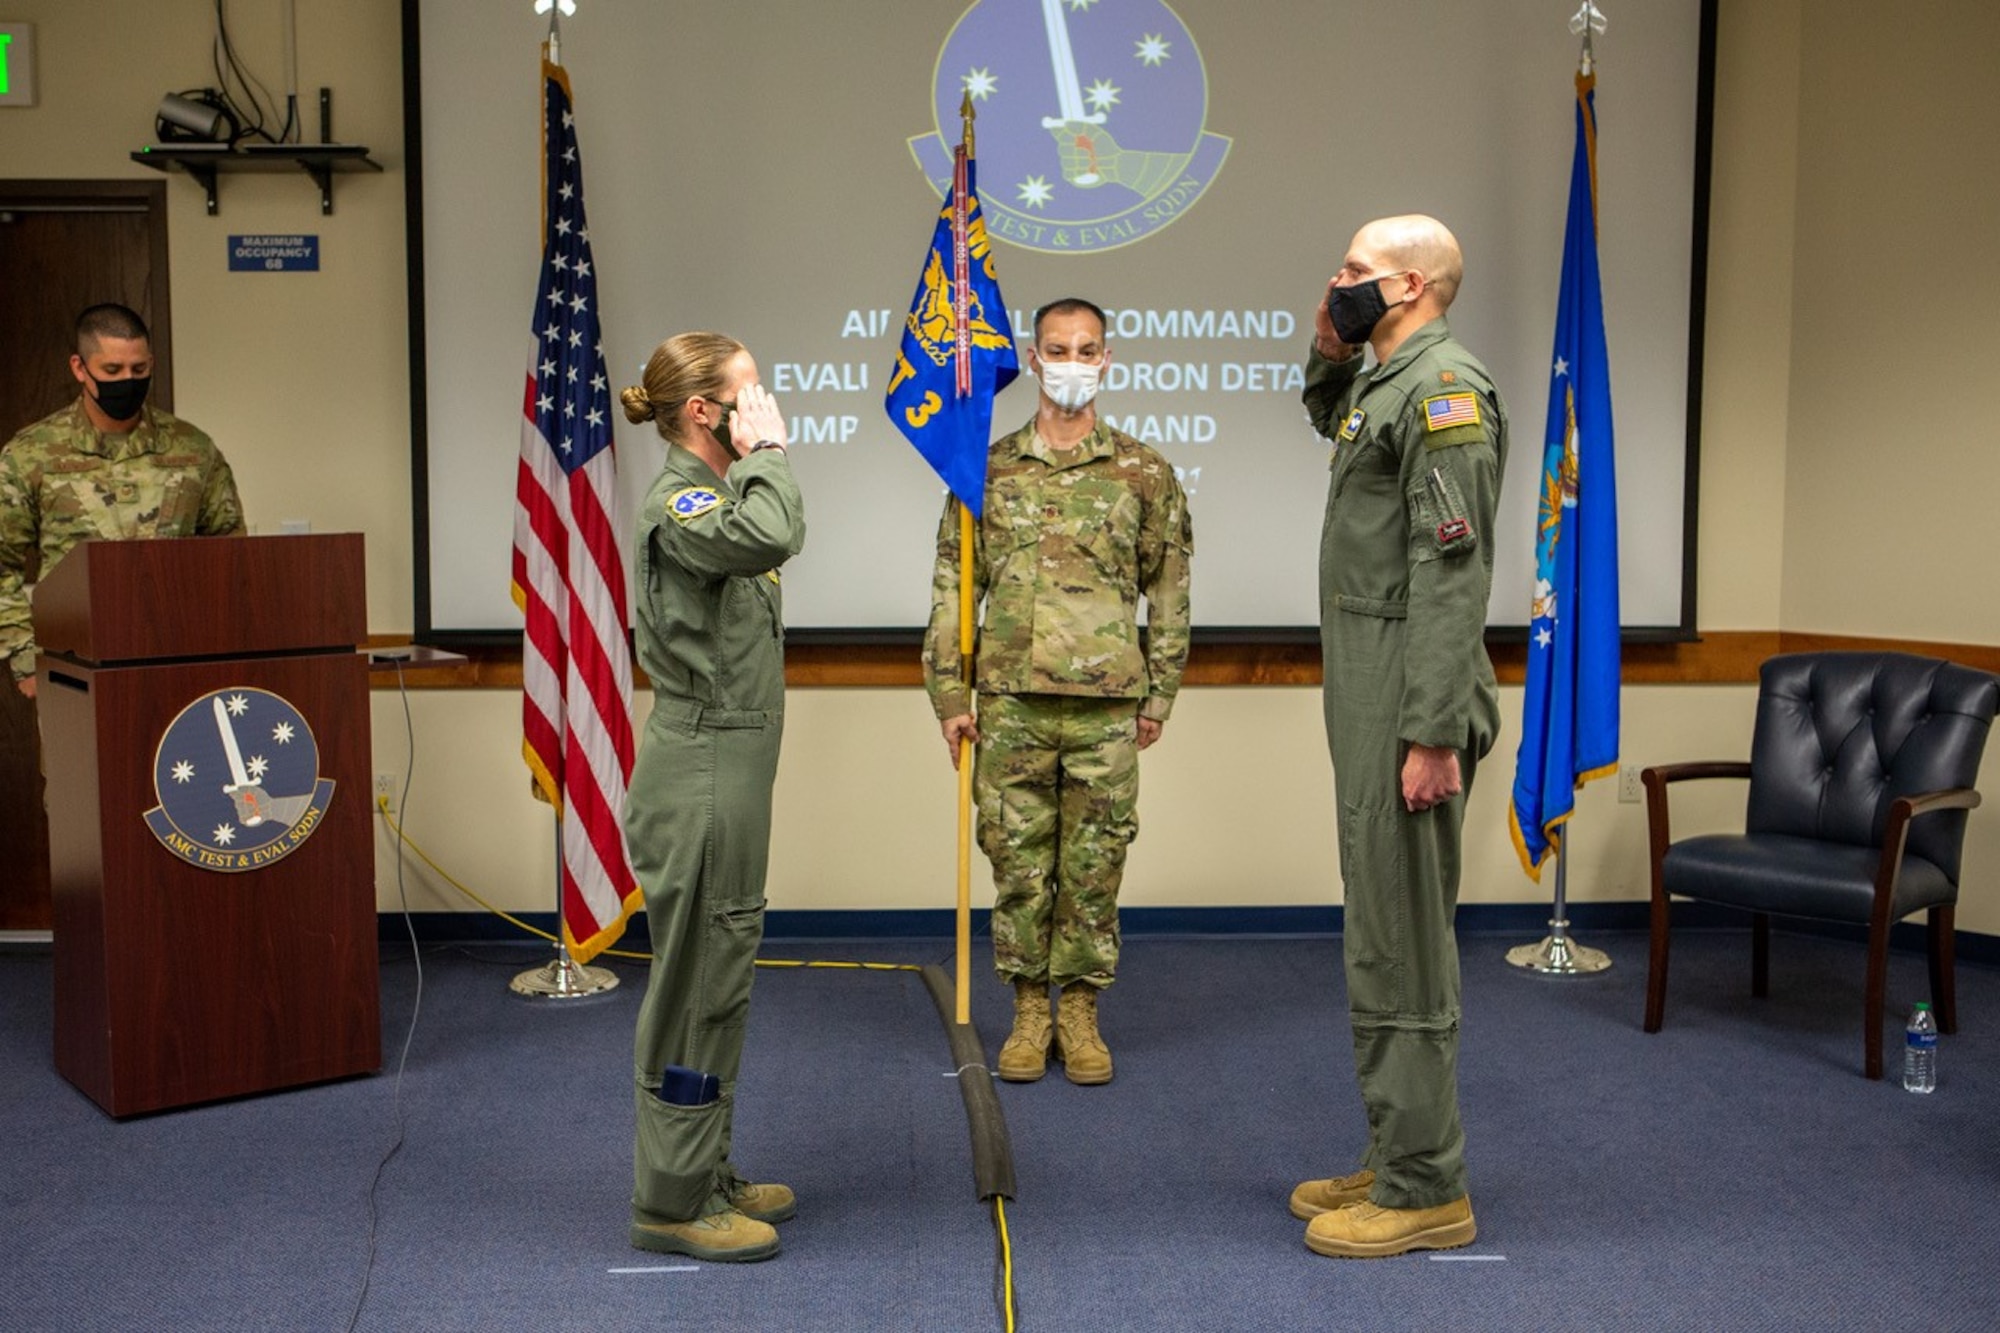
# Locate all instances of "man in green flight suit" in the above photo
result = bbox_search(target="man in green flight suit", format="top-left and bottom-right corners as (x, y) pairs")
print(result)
(1, 303), (245, 698)
(924, 297), (1192, 1087)
(1291, 216), (1506, 1258)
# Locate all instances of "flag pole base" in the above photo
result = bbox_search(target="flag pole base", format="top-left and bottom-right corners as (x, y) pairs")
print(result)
(1505, 921), (1612, 976)
(510, 944), (619, 999)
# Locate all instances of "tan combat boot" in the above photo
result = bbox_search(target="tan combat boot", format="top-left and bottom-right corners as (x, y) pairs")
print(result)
(630, 1207), (780, 1262)
(723, 1170), (797, 1224)
(1289, 1169), (1376, 1220)
(1304, 1196), (1476, 1259)
(1053, 984), (1113, 1085)
(997, 979), (1053, 1082)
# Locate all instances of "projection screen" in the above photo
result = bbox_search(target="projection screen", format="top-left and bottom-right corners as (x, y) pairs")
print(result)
(410, 0), (1708, 636)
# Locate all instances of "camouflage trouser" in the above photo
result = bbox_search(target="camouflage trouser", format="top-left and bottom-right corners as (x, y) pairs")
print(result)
(974, 693), (1139, 990)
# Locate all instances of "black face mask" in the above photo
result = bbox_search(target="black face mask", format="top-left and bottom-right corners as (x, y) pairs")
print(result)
(84, 367), (151, 423)
(708, 399), (739, 458)
(1325, 272), (1407, 346)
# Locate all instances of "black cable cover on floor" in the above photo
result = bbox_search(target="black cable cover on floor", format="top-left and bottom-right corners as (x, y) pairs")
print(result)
(920, 963), (1018, 1202)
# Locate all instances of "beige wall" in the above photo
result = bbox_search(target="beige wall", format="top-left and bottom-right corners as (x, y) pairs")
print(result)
(10, 2), (1999, 934)
(1778, 1), (2000, 643)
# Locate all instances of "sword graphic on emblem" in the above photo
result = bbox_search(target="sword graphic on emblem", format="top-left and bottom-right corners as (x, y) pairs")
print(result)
(214, 695), (273, 827)
(1037, 0), (1107, 184)
(1033, 0), (1192, 196)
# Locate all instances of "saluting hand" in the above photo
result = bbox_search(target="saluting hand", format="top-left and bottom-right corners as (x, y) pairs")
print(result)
(1314, 280), (1362, 363)
(733, 382), (789, 451)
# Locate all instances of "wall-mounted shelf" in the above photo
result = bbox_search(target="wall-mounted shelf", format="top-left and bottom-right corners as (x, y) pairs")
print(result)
(130, 143), (382, 216)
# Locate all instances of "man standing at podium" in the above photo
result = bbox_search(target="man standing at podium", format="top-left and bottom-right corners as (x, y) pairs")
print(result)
(0, 304), (245, 698)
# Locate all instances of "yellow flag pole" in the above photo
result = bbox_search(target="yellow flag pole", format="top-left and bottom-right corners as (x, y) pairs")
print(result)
(952, 90), (977, 1028)
(956, 500), (976, 1026)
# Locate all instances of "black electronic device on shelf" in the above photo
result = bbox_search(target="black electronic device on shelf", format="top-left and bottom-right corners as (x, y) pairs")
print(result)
(132, 87), (380, 216)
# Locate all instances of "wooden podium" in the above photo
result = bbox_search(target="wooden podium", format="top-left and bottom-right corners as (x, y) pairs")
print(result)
(35, 534), (380, 1116)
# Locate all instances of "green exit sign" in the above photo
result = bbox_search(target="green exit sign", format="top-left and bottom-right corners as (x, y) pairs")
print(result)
(0, 24), (36, 106)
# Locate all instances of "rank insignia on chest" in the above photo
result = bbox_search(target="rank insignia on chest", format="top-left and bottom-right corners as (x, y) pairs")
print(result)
(1338, 408), (1366, 442)
(1422, 393), (1480, 432)
(668, 487), (723, 521)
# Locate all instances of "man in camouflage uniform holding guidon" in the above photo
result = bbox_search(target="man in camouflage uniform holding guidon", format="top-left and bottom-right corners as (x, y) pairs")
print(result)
(2, 304), (244, 699)
(924, 297), (1192, 1086)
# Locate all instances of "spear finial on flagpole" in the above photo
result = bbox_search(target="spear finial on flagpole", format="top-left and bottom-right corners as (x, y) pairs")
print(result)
(1569, 2), (1607, 77)
(535, 0), (577, 65)
(961, 90), (976, 156)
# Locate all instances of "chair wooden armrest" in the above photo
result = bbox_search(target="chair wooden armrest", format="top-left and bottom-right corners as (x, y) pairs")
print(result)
(1640, 761), (1753, 1034)
(1640, 761), (1752, 871)
(1862, 786), (1984, 1067)
(1875, 787), (1983, 899)
(1641, 760), (1753, 788)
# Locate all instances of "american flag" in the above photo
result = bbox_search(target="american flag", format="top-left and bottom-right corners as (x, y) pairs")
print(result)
(1425, 392), (1481, 430)
(510, 54), (639, 964)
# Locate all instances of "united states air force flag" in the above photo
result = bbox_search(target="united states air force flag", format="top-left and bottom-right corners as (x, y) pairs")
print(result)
(884, 152), (1019, 515)
(1509, 69), (1621, 880)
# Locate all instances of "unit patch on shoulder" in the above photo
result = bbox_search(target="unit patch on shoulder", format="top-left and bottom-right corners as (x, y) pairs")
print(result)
(668, 487), (724, 521)
(1422, 393), (1480, 431)
(1338, 408), (1367, 442)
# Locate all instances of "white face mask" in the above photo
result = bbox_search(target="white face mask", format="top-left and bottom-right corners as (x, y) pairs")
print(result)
(1037, 360), (1102, 411)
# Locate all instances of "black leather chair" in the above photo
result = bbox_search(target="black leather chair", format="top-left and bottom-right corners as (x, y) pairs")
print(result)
(1641, 652), (1998, 1078)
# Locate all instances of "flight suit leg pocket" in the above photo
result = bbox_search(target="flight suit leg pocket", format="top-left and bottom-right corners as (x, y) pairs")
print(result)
(695, 899), (766, 1047)
(634, 1085), (732, 1219)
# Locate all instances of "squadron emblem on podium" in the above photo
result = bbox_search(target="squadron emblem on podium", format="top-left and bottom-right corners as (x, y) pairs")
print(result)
(143, 688), (336, 872)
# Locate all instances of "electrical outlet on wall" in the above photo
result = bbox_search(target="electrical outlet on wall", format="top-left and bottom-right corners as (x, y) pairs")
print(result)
(1618, 764), (1643, 803)
(374, 774), (397, 812)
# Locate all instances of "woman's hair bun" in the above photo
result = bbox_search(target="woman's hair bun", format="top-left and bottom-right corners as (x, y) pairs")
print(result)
(618, 384), (655, 424)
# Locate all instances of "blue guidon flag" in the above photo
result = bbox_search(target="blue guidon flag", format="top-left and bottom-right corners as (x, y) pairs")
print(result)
(885, 144), (1019, 515)
(1509, 67), (1622, 879)
(144, 688), (335, 872)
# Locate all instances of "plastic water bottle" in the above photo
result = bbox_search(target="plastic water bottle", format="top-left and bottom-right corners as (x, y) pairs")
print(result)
(1903, 1002), (1937, 1094)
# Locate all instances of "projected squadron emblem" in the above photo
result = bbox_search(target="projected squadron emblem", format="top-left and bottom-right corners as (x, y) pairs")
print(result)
(143, 688), (335, 872)
(910, 0), (1230, 254)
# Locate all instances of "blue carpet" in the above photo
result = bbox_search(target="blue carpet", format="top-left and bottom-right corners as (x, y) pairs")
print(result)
(1, 927), (1995, 1332)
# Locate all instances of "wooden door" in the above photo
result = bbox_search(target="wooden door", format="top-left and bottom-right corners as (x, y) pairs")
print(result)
(0, 179), (171, 931)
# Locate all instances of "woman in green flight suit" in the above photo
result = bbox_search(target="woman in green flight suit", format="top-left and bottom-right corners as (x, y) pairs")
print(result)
(619, 332), (806, 1263)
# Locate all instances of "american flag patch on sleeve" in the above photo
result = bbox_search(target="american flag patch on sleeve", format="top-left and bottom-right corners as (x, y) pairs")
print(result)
(1423, 392), (1481, 431)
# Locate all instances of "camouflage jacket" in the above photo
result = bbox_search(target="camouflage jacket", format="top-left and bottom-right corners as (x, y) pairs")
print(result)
(923, 417), (1193, 722)
(0, 399), (246, 680)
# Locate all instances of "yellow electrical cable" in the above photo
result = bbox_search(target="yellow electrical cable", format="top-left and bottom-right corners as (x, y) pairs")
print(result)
(375, 797), (922, 971)
(995, 1196), (1017, 1332)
